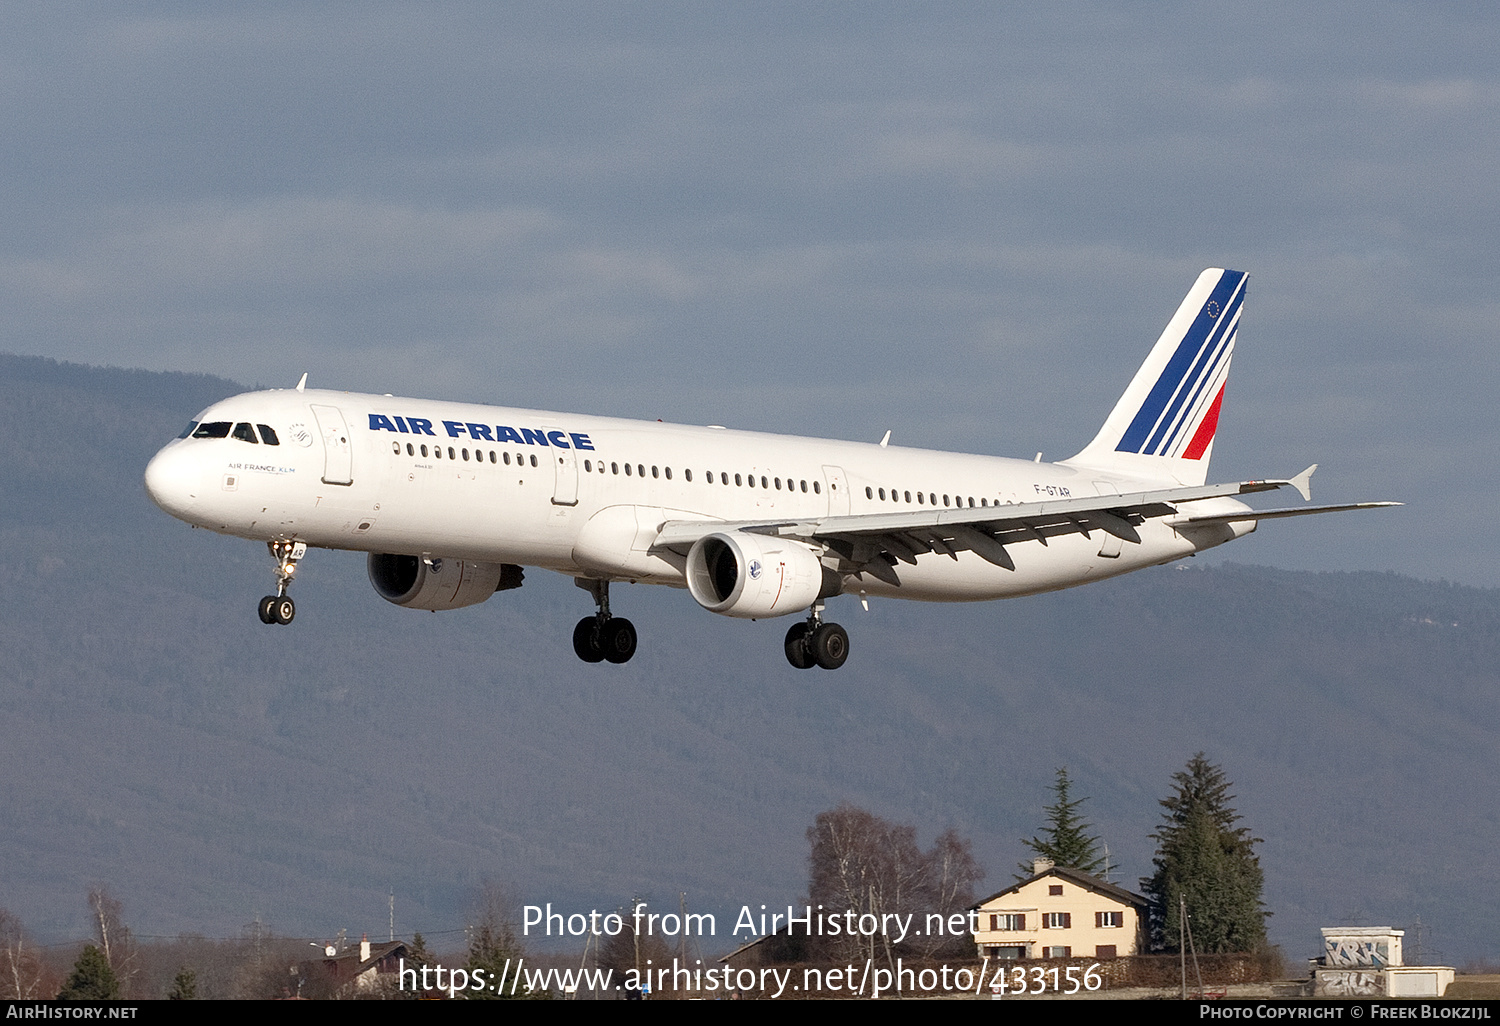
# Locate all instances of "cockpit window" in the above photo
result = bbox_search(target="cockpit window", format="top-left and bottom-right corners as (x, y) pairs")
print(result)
(177, 421), (199, 439)
(256, 424), (280, 446)
(192, 422), (232, 439)
(231, 422), (259, 443)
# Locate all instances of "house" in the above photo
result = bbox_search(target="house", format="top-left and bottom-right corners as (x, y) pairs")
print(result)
(293, 935), (410, 998)
(971, 862), (1147, 960)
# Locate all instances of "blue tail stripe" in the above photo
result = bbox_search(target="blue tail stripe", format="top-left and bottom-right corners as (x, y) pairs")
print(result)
(1156, 314), (1239, 455)
(1145, 284), (1244, 454)
(1116, 270), (1245, 454)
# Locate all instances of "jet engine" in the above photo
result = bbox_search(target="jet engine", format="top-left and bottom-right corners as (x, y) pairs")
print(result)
(367, 553), (523, 611)
(685, 531), (836, 618)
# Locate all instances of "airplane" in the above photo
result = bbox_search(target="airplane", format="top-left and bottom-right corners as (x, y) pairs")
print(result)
(143, 268), (1395, 670)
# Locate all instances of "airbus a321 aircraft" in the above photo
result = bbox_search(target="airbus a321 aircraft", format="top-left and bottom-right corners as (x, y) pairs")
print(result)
(144, 269), (1394, 670)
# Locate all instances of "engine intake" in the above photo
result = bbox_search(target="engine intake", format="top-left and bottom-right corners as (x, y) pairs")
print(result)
(367, 553), (522, 611)
(685, 531), (835, 618)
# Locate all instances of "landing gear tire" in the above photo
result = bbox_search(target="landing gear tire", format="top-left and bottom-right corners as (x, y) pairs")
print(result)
(809, 622), (849, 670)
(784, 622), (815, 669)
(601, 618), (637, 664)
(258, 596), (278, 625)
(272, 596), (295, 625)
(573, 617), (605, 663)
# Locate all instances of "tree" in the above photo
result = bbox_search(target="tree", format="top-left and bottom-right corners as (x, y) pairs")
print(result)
(463, 882), (547, 999)
(807, 805), (984, 963)
(167, 966), (197, 1000)
(87, 886), (135, 993)
(57, 945), (118, 1000)
(1018, 767), (1105, 877)
(1141, 753), (1268, 953)
(0, 908), (50, 999)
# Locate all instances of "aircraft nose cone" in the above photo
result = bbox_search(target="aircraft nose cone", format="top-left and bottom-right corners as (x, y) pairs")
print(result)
(144, 446), (201, 520)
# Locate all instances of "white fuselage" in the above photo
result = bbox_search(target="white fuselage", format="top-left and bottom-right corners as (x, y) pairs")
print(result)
(144, 387), (1252, 607)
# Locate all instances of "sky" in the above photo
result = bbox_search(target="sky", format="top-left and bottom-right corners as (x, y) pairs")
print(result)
(2, 2), (1496, 584)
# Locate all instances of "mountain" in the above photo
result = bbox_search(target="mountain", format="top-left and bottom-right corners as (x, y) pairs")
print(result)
(0, 353), (1494, 965)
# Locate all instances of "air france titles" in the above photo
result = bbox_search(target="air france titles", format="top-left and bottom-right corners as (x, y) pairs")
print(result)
(367, 414), (594, 451)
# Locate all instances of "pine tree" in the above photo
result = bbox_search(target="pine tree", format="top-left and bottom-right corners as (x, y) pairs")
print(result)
(1141, 753), (1268, 953)
(1018, 767), (1104, 877)
(57, 945), (118, 1000)
(167, 966), (196, 1000)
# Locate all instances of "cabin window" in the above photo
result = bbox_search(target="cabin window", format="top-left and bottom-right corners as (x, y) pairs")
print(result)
(734, 474), (742, 486)
(651, 466), (659, 479)
(462, 448), (470, 461)
(684, 469), (691, 482)
(624, 463), (632, 476)
(706, 471), (714, 483)
(878, 488), (885, 500)
(193, 422), (232, 439)
(489, 451), (497, 463)
(584, 460), (592, 472)
(421, 445), (429, 457)
(407, 443), (415, 456)
(230, 420), (257, 442)
(665, 467), (672, 480)
(392, 441), (401, 454)
(813, 481), (821, 494)
(943, 494), (950, 506)
(800, 480), (807, 493)
(917, 491), (924, 504)
(612, 462), (619, 475)
(177, 421), (199, 439)
(747, 474), (755, 488)
(760, 476), (768, 489)
(449, 447), (457, 460)
(530, 455), (537, 467)
(257, 424), (280, 445)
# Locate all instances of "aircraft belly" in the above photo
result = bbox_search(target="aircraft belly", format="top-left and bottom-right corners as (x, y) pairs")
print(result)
(852, 528), (1198, 602)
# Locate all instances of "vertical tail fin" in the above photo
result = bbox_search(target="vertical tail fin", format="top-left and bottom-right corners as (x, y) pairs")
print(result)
(1063, 268), (1247, 486)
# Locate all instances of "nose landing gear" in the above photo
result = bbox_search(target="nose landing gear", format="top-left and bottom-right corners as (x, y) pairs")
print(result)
(257, 540), (305, 626)
(784, 602), (849, 670)
(572, 578), (637, 664)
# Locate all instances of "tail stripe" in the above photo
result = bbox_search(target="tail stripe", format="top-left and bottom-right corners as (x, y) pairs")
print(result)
(1150, 299), (1241, 457)
(1116, 270), (1246, 455)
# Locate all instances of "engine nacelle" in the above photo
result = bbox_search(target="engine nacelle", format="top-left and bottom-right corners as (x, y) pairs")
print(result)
(685, 531), (835, 619)
(367, 553), (523, 611)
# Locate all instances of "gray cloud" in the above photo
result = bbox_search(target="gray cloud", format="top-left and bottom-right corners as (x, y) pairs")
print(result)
(1, 2), (1495, 582)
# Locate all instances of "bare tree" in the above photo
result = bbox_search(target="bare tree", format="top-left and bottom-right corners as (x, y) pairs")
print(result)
(87, 886), (136, 995)
(0, 908), (50, 999)
(807, 805), (965, 967)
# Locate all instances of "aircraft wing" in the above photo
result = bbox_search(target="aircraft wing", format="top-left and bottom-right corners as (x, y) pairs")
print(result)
(652, 470), (1397, 588)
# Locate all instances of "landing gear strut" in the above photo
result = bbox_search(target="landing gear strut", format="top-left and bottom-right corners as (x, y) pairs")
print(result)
(257, 540), (305, 626)
(572, 578), (637, 664)
(785, 601), (849, 670)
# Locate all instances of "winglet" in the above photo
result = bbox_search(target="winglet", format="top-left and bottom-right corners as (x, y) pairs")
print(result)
(296, 372), (308, 393)
(1289, 464), (1316, 501)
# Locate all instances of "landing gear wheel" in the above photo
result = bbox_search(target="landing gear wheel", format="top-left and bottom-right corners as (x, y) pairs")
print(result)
(258, 596), (278, 625)
(601, 617), (637, 664)
(784, 622), (815, 669)
(809, 622), (849, 670)
(573, 617), (605, 663)
(272, 596), (296, 625)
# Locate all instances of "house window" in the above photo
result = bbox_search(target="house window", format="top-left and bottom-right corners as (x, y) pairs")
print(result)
(991, 914), (1025, 932)
(1096, 911), (1123, 928)
(1042, 913), (1071, 929)
(1096, 945), (1118, 959)
(988, 945), (1026, 961)
(1048, 885), (1063, 896)
(1044, 946), (1071, 958)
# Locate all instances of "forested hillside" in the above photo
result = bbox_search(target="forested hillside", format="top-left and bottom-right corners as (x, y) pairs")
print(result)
(0, 354), (1493, 965)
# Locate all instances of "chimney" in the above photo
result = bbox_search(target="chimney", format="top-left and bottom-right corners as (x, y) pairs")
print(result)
(361, 933), (370, 961)
(1032, 858), (1055, 876)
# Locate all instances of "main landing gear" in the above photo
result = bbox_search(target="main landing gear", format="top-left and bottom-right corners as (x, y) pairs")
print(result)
(257, 540), (305, 626)
(784, 602), (849, 670)
(572, 578), (637, 665)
